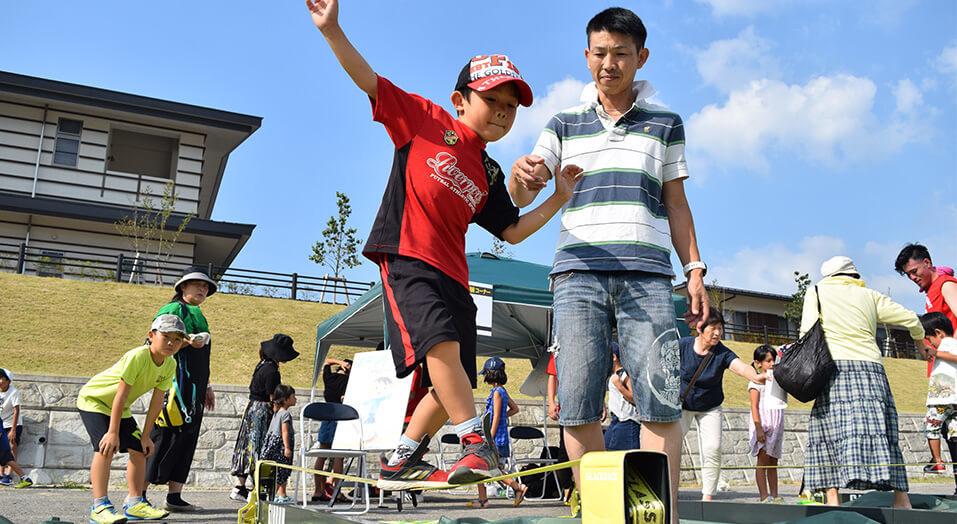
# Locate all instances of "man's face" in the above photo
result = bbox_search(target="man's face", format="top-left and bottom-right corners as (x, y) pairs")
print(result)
(902, 257), (935, 291)
(585, 30), (648, 101)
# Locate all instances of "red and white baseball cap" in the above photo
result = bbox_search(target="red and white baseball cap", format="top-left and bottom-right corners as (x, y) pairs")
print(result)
(454, 54), (533, 107)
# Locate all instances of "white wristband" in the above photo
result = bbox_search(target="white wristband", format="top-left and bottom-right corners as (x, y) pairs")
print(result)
(683, 261), (707, 278)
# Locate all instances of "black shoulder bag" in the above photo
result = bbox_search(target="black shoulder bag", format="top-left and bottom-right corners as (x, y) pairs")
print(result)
(774, 285), (836, 403)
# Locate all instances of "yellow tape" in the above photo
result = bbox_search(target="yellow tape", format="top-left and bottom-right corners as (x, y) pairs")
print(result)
(625, 470), (664, 524)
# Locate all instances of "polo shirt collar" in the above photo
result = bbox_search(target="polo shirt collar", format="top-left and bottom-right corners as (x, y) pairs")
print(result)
(454, 119), (487, 150)
(579, 80), (657, 110)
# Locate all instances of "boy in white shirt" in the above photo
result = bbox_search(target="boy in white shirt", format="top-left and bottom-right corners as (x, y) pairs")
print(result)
(921, 311), (957, 490)
(0, 368), (22, 485)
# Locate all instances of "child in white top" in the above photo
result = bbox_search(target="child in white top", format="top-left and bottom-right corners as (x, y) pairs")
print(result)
(748, 345), (785, 503)
(921, 312), (957, 486)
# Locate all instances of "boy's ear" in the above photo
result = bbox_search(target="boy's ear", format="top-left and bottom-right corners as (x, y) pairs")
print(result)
(637, 47), (650, 69)
(451, 91), (466, 114)
(147, 329), (155, 341)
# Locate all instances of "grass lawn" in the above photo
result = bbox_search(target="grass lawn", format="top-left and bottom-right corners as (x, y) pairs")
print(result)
(0, 272), (931, 412)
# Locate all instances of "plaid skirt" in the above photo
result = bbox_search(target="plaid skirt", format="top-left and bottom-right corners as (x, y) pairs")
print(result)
(805, 360), (908, 492)
(229, 400), (272, 477)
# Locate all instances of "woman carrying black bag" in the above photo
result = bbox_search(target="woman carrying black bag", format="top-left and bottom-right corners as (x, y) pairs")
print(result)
(800, 256), (926, 508)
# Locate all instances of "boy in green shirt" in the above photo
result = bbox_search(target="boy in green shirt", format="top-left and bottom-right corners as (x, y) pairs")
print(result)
(77, 314), (185, 523)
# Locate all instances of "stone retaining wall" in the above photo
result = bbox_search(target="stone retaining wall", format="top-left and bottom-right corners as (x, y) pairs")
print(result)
(8, 374), (937, 491)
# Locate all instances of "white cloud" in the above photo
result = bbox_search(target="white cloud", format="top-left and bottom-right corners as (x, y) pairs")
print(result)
(695, 27), (780, 93)
(693, 0), (783, 17)
(493, 77), (586, 155)
(892, 78), (922, 115)
(709, 236), (940, 313)
(936, 44), (957, 88)
(708, 236), (846, 295)
(686, 74), (925, 174)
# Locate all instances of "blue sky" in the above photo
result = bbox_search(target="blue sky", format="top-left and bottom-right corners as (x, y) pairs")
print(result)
(3, 1), (955, 312)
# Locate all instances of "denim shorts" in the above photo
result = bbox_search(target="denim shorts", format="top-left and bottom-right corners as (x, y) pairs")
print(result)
(317, 420), (338, 445)
(551, 271), (681, 426)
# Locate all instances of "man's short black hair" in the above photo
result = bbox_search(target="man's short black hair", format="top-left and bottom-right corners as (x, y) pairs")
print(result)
(586, 7), (647, 50)
(921, 311), (954, 337)
(895, 243), (932, 274)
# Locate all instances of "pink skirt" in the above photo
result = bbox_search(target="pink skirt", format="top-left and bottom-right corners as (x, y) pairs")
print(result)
(749, 409), (784, 459)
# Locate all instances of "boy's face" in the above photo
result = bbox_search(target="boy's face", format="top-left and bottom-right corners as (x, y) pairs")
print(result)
(148, 329), (186, 359)
(0, 377), (8, 391)
(585, 30), (648, 100)
(926, 329), (945, 349)
(452, 83), (520, 143)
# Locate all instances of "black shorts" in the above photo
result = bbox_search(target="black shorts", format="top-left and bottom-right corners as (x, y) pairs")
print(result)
(0, 428), (12, 465)
(79, 410), (144, 454)
(379, 254), (477, 389)
(7, 425), (22, 446)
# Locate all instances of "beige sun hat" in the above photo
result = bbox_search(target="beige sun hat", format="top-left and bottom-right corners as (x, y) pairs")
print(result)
(820, 256), (860, 278)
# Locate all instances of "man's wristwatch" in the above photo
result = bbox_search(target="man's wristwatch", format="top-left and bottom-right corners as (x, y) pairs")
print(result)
(683, 261), (707, 278)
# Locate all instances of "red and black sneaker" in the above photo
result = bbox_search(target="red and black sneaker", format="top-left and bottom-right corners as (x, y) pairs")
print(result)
(447, 413), (502, 485)
(377, 435), (449, 490)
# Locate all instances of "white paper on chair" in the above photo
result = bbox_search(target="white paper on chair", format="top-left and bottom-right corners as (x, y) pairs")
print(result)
(333, 350), (413, 450)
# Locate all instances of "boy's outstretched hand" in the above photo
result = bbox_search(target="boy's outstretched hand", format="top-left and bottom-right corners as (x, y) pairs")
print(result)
(553, 164), (583, 202)
(306, 0), (338, 33)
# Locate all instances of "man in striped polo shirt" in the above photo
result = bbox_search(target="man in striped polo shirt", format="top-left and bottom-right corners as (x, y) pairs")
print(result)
(509, 7), (708, 520)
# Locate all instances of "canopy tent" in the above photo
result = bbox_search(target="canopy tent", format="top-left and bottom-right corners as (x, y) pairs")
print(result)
(312, 252), (690, 389)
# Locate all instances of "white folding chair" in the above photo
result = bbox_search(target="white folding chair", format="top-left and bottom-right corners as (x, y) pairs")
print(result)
(298, 402), (370, 515)
(509, 425), (563, 500)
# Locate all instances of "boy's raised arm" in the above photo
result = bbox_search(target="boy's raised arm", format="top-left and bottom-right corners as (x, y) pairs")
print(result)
(307, 0), (378, 100)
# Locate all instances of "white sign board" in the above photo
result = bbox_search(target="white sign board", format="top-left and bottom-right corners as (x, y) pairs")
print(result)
(333, 350), (413, 451)
(469, 281), (493, 337)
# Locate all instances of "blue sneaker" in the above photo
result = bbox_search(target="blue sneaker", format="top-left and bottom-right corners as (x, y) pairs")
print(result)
(0, 475), (11, 486)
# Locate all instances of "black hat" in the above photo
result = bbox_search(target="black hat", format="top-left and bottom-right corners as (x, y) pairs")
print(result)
(261, 334), (298, 362)
(174, 266), (218, 296)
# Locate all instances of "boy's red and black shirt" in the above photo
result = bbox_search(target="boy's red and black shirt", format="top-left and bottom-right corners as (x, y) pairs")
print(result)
(362, 75), (519, 289)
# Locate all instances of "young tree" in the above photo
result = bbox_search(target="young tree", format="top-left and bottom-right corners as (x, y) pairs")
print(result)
(784, 271), (812, 335)
(309, 192), (361, 279)
(114, 182), (194, 284)
(488, 238), (513, 258)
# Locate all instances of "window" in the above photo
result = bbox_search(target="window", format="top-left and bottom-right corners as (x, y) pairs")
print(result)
(107, 129), (178, 180)
(36, 250), (64, 278)
(53, 118), (83, 167)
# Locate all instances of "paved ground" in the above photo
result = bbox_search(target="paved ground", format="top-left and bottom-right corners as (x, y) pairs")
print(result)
(1, 481), (955, 524)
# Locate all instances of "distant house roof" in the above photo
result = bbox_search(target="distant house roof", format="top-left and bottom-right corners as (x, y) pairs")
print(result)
(673, 281), (793, 303)
(0, 70), (261, 132)
(0, 70), (262, 220)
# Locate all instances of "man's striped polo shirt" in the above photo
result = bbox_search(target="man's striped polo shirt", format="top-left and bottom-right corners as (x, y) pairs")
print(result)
(531, 81), (689, 277)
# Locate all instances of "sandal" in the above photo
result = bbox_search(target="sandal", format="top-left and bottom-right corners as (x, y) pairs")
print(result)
(513, 483), (528, 507)
(466, 498), (489, 508)
(310, 493), (331, 502)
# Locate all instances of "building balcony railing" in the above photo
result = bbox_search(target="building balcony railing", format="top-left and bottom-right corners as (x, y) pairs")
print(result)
(0, 241), (373, 305)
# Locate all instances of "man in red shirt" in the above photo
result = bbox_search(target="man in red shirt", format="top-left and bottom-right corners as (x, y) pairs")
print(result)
(896, 243), (957, 473)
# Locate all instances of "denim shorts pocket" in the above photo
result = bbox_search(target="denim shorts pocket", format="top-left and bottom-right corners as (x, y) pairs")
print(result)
(549, 271), (575, 291)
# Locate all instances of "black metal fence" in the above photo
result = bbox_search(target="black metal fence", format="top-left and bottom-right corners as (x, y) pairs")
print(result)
(0, 241), (374, 305)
